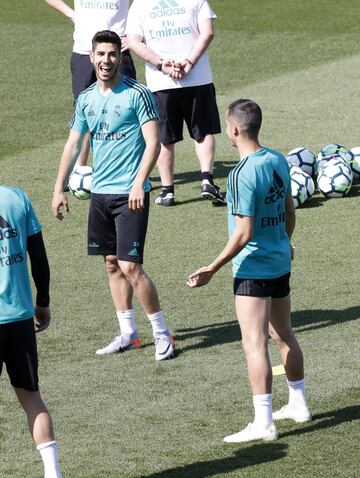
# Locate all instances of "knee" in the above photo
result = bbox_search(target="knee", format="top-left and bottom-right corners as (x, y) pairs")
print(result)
(104, 256), (120, 276)
(269, 324), (293, 347)
(241, 336), (267, 358)
(119, 261), (144, 286)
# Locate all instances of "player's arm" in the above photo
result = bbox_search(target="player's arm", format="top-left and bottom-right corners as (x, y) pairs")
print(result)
(44, 0), (74, 22)
(285, 193), (296, 259)
(187, 215), (253, 288)
(27, 231), (51, 332)
(52, 129), (85, 220)
(126, 34), (174, 75)
(129, 119), (160, 211)
(179, 18), (215, 76)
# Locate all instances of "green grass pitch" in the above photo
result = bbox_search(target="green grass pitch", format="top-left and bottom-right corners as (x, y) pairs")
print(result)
(0, 1), (360, 476)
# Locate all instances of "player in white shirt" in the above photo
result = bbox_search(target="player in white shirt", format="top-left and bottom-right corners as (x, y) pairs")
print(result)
(127, 0), (224, 206)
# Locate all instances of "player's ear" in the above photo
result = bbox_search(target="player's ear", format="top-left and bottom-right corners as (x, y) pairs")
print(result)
(90, 51), (94, 64)
(234, 124), (241, 137)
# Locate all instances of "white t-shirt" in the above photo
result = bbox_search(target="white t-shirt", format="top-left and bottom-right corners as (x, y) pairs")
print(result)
(73, 0), (129, 54)
(126, 0), (216, 92)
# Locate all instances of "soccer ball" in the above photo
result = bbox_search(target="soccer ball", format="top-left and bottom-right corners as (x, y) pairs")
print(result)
(287, 147), (316, 177)
(316, 153), (338, 174)
(350, 147), (360, 181)
(68, 166), (93, 200)
(290, 165), (315, 208)
(317, 143), (354, 164)
(317, 158), (353, 198)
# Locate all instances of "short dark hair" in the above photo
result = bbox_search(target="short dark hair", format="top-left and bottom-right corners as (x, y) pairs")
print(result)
(92, 30), (122, 52)
(227, 99), (262, 139)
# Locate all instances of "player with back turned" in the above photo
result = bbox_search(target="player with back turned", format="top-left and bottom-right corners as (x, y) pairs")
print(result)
(187, 99), (311, 443)
(0, 186), (62, 478)
(52, 30), (175, 361)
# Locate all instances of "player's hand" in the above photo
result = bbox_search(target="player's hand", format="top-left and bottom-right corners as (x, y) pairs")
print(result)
(161, 59), (177, 76)
(169, 61), (186, 79)
(128, 185), (145, 212)
(120, 36), (129, 52)
(179, 59), (193, 76)
(34, 306), (51, 333)
(186, 266), (214, 288)
(52, 192), (69, 220)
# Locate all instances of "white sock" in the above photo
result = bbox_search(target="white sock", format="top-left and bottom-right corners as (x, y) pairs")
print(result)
(116, 309), (137, 336)
(147, 310), (167, 336)
(37, 441), (62, 478)
(287, 378), (308, 407)
(253, 394), (273, 428)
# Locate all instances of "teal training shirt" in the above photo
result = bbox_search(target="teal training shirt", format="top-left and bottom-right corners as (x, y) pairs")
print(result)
(70, 76), (160, 194)
(0, 187), (42, 324)
(227, 148), (292, 279)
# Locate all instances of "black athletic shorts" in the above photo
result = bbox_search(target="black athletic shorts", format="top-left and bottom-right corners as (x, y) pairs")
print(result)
(233, 272), (291, 298)
(70, 50), (136, 103)
(153, 83), (221, 144)
(0, 318), (39, 391)
(88, 193), (149, 263)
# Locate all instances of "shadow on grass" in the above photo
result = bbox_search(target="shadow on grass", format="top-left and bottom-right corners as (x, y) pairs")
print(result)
(279, 404), (360, 439)
(301, 182), (360, 209)
(175, 305), (360, 352)
(300, 193), (327, 208)
(175, 320), (239, 352)
(151, 160), (237, 188)
(140, 442), (287, 478)
(292, 306), (360, 332)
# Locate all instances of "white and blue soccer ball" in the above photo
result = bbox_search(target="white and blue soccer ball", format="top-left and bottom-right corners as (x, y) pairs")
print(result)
(289, 165), (315, 208)
(317, 143), (354, 165)
(316, 153), (338, 174)
(287, 147), (316, 177)
(350, 147), (360, 181)
(68, 166), (93, 200)
(316, 158), (353, 198)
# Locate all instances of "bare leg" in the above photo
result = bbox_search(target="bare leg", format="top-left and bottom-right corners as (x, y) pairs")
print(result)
(235, 295), (272, 395)
(14, 388), (54, 445)
(194, 135), (215, 173)
(156, 143), (175, 186)
(104, 255), (133, 311)
(223, 296), (276, 442)
(269, 295), (304, 381)
(118, 260), (161, 314)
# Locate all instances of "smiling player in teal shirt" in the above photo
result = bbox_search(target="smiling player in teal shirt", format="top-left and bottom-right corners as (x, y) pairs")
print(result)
(53, 30), (175, 361)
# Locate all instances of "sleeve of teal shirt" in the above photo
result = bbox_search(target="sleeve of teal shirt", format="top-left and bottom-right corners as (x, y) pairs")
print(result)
(229, 169), (255, 217)
(133, 87), (160, 126)
(21, 191), (42, 237)
(69, 96), (89, 134)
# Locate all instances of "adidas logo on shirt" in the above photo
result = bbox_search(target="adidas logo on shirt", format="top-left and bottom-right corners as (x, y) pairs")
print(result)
(0, 215), (17, 240)
(0, 215), (11, 228)
(150, 0), (185, 18)
(265, 171), (286, 205)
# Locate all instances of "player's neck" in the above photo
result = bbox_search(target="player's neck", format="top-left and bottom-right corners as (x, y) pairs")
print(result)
(237, 138), (262, 160)
(97, 72), (124, 95)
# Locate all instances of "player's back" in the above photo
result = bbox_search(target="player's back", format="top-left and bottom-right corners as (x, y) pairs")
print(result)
(0, 186), (41, 323)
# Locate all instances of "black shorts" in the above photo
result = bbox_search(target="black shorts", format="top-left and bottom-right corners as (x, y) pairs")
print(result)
(153, 83), (221, 144)
(88, 193), (149, 263)
(0, 318), (38, 391)
(70, 50), (136, 103)
(233, 272), (291, 299)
